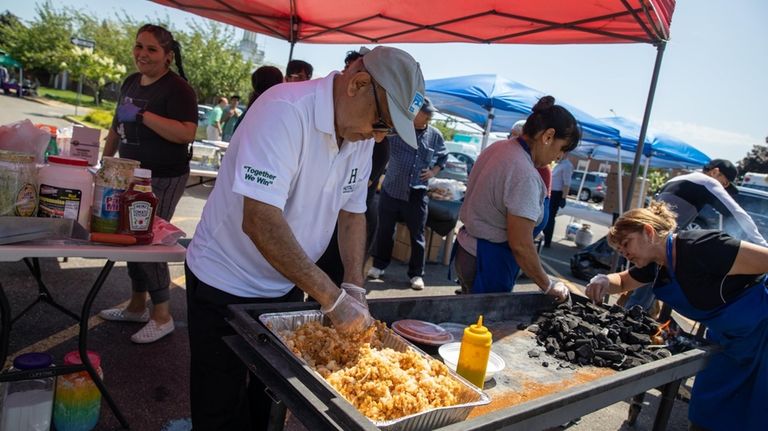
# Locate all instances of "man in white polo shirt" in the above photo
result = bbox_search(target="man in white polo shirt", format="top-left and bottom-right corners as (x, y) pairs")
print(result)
(185, 46), (425, 430)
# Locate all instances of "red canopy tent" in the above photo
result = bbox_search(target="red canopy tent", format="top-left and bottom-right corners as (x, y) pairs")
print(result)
(152, 0), (675, 209)
(151, 0), (672, 45)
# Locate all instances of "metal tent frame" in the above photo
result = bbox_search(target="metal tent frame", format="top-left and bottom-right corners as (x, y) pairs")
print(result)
(152, 0), (675, 210)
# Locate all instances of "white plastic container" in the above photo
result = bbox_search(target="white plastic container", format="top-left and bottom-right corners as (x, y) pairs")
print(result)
(0, 352), (56, 431)
(56, 127), (73, 157)
(37, 156), (94, 230)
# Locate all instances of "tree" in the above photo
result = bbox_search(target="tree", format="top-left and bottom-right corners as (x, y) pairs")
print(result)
(0, 11), (22, 34)
(0, 2), (73, 75)
(1, 5), (256, 104)
(69, 10), (137, 84)
(61, 47), (126, 105)
(738, 145), (768, 174)
(432, 118), (458, 141)
(175, 21), (253, 102)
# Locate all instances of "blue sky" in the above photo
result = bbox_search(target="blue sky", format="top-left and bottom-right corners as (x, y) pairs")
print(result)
(7, 0), (767, 163)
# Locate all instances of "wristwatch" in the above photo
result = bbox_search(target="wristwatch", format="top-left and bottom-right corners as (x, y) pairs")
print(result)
(136, 109), (146, 124)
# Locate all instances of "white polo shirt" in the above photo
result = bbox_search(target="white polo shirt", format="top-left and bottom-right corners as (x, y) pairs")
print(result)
(187, 73), (374, 298)
(551, 159), (573, 192)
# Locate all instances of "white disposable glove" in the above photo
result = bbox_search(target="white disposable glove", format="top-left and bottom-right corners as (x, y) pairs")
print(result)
(340, 283), (368, 308)
(586, 274), (611, 304)
(321, 289), (373, 333)
(543, 278), (570, 303)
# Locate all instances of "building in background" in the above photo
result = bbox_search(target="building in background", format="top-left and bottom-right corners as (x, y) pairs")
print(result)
(238, 30), (265, 65)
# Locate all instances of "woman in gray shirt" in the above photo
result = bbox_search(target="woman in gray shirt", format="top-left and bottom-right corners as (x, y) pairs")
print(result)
(454, 96), (579, 301)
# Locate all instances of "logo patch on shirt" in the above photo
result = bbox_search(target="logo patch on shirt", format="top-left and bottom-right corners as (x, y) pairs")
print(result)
(408, 92), (425, 115)
(243, 166), (276, 186)
(342, 168), (361, 194)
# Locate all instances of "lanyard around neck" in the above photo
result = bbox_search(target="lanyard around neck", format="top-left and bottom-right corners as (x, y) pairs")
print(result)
(517, 136), (532, 157)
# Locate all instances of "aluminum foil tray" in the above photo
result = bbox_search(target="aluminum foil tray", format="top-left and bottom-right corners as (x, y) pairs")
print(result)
(259, 310), (490, 431)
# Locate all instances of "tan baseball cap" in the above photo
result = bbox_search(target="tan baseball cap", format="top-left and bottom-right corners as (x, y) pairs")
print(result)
(362, 47), (425, 148)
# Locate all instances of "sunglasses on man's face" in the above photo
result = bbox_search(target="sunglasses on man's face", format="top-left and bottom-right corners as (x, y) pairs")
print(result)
(371, 82), (393, 133)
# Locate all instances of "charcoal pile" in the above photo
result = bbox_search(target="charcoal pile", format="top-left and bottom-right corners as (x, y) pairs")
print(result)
(520, 302), (673, 371)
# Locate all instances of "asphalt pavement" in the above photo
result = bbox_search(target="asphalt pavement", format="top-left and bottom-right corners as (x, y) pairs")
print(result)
(0, 94), (692, 430)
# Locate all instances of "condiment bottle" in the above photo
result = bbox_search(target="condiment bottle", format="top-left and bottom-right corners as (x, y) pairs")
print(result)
(91, 157), (140, 233)
(456, 315), (492, 388)
(118, 168), (157, 245)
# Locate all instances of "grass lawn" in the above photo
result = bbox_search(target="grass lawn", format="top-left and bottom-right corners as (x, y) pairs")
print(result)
(69, 115), (105, 131)
(38, 87), (116, 111)
(195, 126), (207, 141)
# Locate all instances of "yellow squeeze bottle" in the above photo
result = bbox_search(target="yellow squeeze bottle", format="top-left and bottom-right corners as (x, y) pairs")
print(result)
(456, 315), (492, 388)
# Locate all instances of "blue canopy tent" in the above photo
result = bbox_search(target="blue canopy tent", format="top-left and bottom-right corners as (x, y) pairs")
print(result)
(571, 143), (693, 170)
(599, 116), (710, 167)
(426, 74), (622, 150)
(577, 116), (710, 209)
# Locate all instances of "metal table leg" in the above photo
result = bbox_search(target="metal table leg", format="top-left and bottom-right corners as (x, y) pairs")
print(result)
(77, 260), (130, 429)
(626, 392), (646, 425)
(14, 257), (80, 323)
(0, 281), (11, 367)
(265, 387), (287, 431)
(652, 379), (683, 431)
(0, 259), (129, 429)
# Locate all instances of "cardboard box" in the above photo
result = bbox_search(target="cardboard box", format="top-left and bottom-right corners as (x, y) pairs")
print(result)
(603, 173), (648, 214)
(390, 223), (448, 264)
(425, 227), (447, 263)
(69, 126), (101, 165)
(391, 223), (411, 262)
(391, 239), (411, 263)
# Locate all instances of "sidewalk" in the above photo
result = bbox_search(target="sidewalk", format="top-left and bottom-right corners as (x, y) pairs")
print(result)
(23, 94), (94, 116)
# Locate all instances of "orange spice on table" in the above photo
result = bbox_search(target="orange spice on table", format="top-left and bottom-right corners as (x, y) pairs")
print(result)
(468, 368), (614, 418)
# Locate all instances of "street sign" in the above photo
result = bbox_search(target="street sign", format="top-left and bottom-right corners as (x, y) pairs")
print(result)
(70, 37), (96, 49)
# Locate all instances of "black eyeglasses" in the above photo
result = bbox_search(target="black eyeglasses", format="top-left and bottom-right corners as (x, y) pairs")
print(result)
(371, 82), (393, 133)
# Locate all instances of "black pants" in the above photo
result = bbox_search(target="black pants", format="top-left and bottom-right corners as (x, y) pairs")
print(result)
(316, 189), (382, 286)
(543, 190), (564, 247)
(127, 173), (188, 304)
(371, 189), (429, 278)
(186, 263), (303, 430)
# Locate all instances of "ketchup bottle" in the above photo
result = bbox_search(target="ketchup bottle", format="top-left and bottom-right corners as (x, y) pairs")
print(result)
(118, 168), (157, 245)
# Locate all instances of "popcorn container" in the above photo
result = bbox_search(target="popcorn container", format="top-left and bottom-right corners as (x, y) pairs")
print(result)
(53, 351), (103, 431)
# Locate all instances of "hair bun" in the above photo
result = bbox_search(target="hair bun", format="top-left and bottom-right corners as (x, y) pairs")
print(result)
(532, 95), (555, 113)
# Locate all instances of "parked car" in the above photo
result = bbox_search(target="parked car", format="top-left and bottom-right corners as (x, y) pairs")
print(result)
(569, 171), (608, 202)
(449, 151), (476, 175)
(435, 154), (469, 183)
(688, 185), (768, 241)
(571, 185), (768, 281)
(197, 104), (213, 127)
(741, 172), (768, 192)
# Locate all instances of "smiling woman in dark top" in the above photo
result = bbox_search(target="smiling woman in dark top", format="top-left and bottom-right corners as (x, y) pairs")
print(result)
(99, 24), (198, 344)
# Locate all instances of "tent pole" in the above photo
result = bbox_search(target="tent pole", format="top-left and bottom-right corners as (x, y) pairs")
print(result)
(616, 144), (623, 215)
(480, 107), (495, 151)
(623, 41), (666, 211)
(576, 156), (590, 201)
(637, 156), (651, 208)
(288, 42), (295, 63)
(288, 0), (297, 63)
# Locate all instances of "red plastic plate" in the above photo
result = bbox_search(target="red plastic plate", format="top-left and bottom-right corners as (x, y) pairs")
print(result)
(391, 319), (454, 346)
